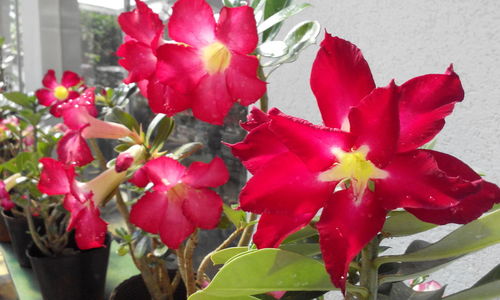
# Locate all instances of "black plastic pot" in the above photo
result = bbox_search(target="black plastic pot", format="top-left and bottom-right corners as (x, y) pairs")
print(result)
(27, 233), (111, 300)
(109, 271), (187, 300)
(0, 210), (11, 242)
(1, 209), (42, 267)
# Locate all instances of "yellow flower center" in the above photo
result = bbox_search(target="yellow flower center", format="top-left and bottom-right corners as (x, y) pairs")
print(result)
(319, 145), (388, 200)
(201, 42), (231, 75)
(53, 86), (69, 101)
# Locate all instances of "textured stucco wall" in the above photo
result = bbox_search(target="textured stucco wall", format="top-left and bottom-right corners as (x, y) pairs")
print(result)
(265, 0), (500, 297)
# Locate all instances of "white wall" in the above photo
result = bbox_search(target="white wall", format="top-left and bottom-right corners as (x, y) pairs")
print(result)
(266, 0), (500, 297)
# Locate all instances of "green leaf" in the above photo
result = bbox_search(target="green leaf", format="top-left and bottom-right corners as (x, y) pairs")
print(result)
(189, 293), (259, 300)
(250, 0), (262, 9)
(3, 92), (34, 108)
(114, 143), (132, 153)
(376, 210), (500, 267)
(280, 243), (320, 256)
(211, 247), (249, 265)
(198, 249), (336, 297)
(171, 142), (203, 160)
(260, 0), (290, 41)
(444, 281), (500, 300)
(282, 225), (317, 244)
(258, 4), (311, 39)
(19, 109), (41, 125)
(149, 114), (174, 150)
(105, 107), (140, 132)
(222, 0), (244, 7)
(382, 211), (436, 237)
(16, 152), (36, 173)
(223, 204), (247, 228)
(257, 41), (288, 57)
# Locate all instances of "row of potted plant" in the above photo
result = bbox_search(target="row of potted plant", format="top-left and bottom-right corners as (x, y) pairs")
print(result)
(1, 0), (500, 300)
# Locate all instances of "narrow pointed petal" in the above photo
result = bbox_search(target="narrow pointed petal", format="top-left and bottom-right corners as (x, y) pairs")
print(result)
(406, 150), (500, 224)
(146, 79), (191, 116)
(253, 212), (316, 248)
(376, 150), (468, 210)
(168, 0), (215, 48)
(269, 113), (353, 171)
(156, 44), (205, 93)
(310, 34), (375, 128)
(42, 70), (58, 89)
(183, 157), (229, 188)
(38, 158), (74, 195)
(159, 198), (195, 249)
(73, 201), (108, 250)
(348, 83), (399, 167)
(144, 157), (186, 190)
(226, 54), (266, 106)
(191, 74), (234, 125)
(216, 6), (258, 54)
(118, 0), (164, 45)
(317, 189), (386, 292)
(35, 89), (57, 107)
(57, 130), (94, 167)
(397, 66), (464, 152)
(61, 71), (81, 87)
(182, 186), (222, 229)
(240, 152), (332, 215)
(130, 191), (168, 233)
(117, 41), (157, 84)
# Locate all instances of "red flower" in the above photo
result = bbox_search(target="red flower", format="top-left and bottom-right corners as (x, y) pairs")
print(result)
(0, 180), (14, 210)
(117, 0), (190, 117)
(228, 34), (500, 291)
(129, 156), (229, 249)
(55, 89), (140, 166)
(154, 0), (266, 124)
(35, 70), (83, 116)
(38, 158), (107, 250)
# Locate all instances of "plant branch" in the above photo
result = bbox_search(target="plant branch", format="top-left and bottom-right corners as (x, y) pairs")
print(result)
(184, 230), (198, 296)
(238, 213), (258, 246)
(359, 236), (381, 300)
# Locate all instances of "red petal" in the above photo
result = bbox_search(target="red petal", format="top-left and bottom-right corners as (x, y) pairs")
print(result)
(226, 54), (266, 106)
(57, 130), (94, 167)
(348, 82), (399, 167)
(181, 186), (222, 229)
(72, 200), (108, 250)
(191, 74), (234, 125)
(269, 113), (353, 171)
(117, 41), (157, 84)
(61, 71), (81, 87)
(129, 166), (150, 187)
(240, 152), (331, 215)
(376, 150), (465, 210)
(159, 197), (195, 249)
(137, 79), (149, 98)
(118, 0), (164, 45)
(397, 66), (464, 152)
(38, 158), (74, 195)
(146, 79), (191, 116)
(216, 6), (258, 54)
(42, 69), (58, 89)
(183, 157), (229, 188)
(168, 0), (215, 48)
(0, 181), (15, 210)
(35, 89), (57, 107)
(310, 34), (375, 128)
(317, 189), (386, 292)
(253, 212), (316, 248)
(227, 118), (288, 174)
(240, 106), (273, 131)
(144, 157), (186, 190)
(130, 191), (168, 233)
(156, 44), (205, 94)
(406, 150), (500, 224)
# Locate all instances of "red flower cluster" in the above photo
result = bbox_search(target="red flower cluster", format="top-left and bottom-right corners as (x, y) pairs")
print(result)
(129, 156), (229, 249)
(229, 34), (500, 291)
(117, 0), (266, 125)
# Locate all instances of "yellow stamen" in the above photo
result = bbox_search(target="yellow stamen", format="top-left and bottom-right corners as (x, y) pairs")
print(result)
(53, 86), (69, 100)
(319, 145), (388, 199)
(201, 42), (231, 74)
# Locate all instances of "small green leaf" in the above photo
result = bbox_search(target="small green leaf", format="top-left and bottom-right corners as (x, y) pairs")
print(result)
(3, 92), (34, 108)
(105, 107), (140, 132)
(223, 204), (247, 228)
(376, 210), (500, 267)
(117, 244), (129, 256)
(382, 211), (436, 237)
(261, 0), (291, 41)
(444, 281), (500, 300)
(258, 4), (311, 38)
(114, 143), (132, 153)
(280, 243), (320, 256)
(171, 142), (203, 160)
(211, 247), (249, 265)
(150, 115), (174, 150)
(257, 41), (288, 57)
(282, 225), (317, 244)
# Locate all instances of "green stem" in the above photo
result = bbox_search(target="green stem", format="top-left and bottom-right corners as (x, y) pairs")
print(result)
(237, 213), (258, 246)
(359, 237), (380, 300)
(257, 66), (268, 113)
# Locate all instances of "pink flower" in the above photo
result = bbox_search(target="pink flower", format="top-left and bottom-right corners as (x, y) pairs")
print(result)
(412, 280), (442, 292)
(153, 0), (266, 124)
(129, 156), (229, 249)
(0, 180), (14, 210)
(228, 34), (500, 292)
(35, 70), (83, 117)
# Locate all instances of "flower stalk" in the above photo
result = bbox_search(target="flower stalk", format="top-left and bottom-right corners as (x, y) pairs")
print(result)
(359, 236), (381, 300)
